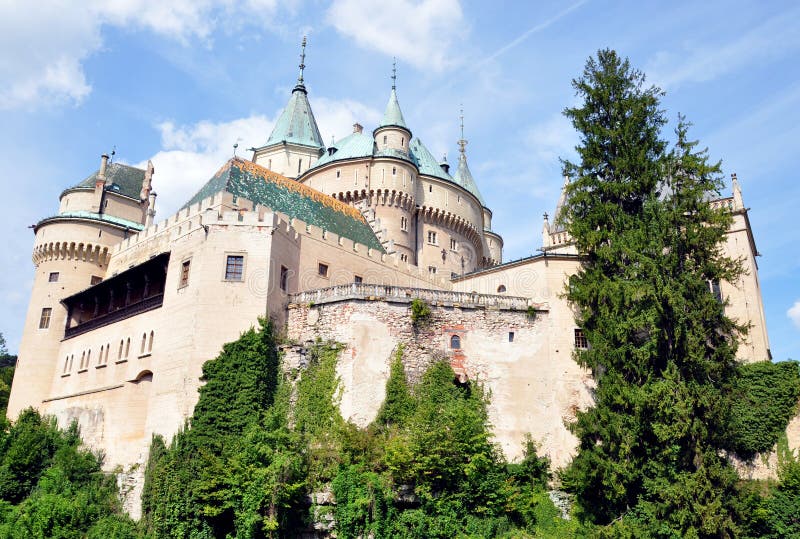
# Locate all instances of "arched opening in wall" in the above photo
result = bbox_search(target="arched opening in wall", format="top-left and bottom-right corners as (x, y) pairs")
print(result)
(123, 370), (154, 446)
(63, 356), (69, 374)
(105, 343), (110, 364)
(450, 335), (461, 349)
(148, 331), (154, 352)
(125, 338), (130, 359)
(99, 345), (104, 365)
(118, 340), (124, 361)
(140, 333), (147, 355)
(497, 285), (507, 293)
(80, 351), (85, 370)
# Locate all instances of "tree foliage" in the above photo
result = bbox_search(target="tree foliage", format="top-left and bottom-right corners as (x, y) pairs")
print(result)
(559, 49), (762, 537)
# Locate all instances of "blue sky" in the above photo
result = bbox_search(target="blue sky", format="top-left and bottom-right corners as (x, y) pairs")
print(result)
(1, 0), (798, 361)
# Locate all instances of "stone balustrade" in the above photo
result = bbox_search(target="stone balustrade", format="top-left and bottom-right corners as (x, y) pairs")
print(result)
(289, 282), (538, 311)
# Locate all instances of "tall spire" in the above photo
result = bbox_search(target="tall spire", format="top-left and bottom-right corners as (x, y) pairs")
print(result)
(294, 36), (307, 93)
(452, 108), (485, 206)
(377, 60), (409, 130)
(457, 106), (468, 156)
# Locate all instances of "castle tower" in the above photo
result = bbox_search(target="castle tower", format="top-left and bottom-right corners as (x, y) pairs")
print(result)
(373, 60), (412, 155)
(6, 155), (153, 419)
(252, 37), (325, 178)
(452, 111), (502, 266)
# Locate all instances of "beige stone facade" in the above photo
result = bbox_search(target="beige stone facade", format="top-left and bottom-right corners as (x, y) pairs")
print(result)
(5, 59), (785, 518)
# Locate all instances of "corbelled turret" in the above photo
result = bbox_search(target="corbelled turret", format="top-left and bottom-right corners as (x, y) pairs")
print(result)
(374, 60), (411, 155)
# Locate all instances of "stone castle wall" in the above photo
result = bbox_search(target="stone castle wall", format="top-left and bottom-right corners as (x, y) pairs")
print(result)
(285, 288), (594, 466)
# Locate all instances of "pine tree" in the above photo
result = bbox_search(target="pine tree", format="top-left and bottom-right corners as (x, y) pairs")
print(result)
(559, 50), (745, 536)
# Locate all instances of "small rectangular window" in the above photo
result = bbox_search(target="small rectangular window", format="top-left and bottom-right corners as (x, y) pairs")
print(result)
(354, 275), (363, 284)
(224, 255), (244, 281)
(428, 266), (437, 275)
(427, 231), (437, 245)
(508, 331), (515, 343)
(450, 238), (457, 251)
(48, 272), (59, 282)
(709, 280), (723, 303)
(318, 263), (329, 277)
(280, 265), (289, 292)
(574, 329), (588, 349)
(179, 260), (191, 288)
(90, 275), (102, 285)
(39, 307), (52, 329)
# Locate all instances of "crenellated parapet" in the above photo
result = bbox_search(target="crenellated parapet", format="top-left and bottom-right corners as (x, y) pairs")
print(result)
(33, 241), (111, 267)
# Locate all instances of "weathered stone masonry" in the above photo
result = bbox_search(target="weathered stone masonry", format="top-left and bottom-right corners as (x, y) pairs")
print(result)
(285, 285), (594, 465)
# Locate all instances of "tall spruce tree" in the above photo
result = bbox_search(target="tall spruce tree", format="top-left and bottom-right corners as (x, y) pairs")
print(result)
(559, 50), (745, 536)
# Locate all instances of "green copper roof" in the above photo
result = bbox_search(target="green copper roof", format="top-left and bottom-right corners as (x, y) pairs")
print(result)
(453, 153), (486, 206)
(39, 211), (145, 231)
(67, 162), (146, 200)
(409, 138), (453, 182)
(183, 158), (384, 251)
(313, 132), (375, 168)
(264, 88), (325, 150)
(378, 89), (409, 130)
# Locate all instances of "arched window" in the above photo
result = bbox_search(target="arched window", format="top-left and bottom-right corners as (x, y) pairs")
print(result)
(99, 345), (104, 365)
(105, 343), (110, 364)
(383, 135), (387, 144)
(497, 285), (507, 293)
(148, 331), (154, 352)
(450, 335), (461, 349)
(63, 356), (69, 373)
(141, 333), (147, 354)
(125, 338), (130, 359)
(80, 351), (86, 370)
(118, 340), (124, 361)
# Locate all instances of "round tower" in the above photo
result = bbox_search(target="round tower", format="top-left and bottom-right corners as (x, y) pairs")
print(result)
(6, 155), (153, 419)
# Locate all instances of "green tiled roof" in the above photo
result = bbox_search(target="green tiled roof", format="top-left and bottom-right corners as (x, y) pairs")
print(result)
(313, 132), (375, 168)
(378, 88), (408, 130)
(68, 162), (146, 200)
(39, 211), (145, 231)
(454, 153), (486, 206)
(409, 138), (453, 182)
(183, 159), (384, 251)
(264, 88), (325, 150)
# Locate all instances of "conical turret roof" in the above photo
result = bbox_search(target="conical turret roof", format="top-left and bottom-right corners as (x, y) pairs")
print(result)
(264, 87), (325, 149)
(378, 88), (409, 131)
(453, 152), (486, 206)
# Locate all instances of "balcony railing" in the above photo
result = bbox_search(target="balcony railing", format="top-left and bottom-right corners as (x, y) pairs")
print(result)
(64, 294), (164, 339)
(289, 283), (533, 311)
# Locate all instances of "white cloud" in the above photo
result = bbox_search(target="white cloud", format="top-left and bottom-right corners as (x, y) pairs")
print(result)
(646, 7), (800, 90)
(326, 0), (466, 72)
(141, 115), (274, 218)
(789, 300), (800, 330)
(141, 96), (379, 219)
(0, 0), (283, 110)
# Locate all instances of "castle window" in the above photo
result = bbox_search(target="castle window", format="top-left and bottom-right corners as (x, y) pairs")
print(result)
(401, 137), (404, 146)
(224, 255), (245, 281)
(39, 308), (52, 329)
(709, 280), (723, 303)
(125, 338), (130, 359)
(392, 167), (396, 176)
(49, 272), (59, 282)
(336, 169), (341, 178)
(427, 231), (437, 245)
(141, 333), (147, 355)
(104, 343), (110, 364)
(354, 275), (363, 284)
(400, 253), (408, 262)
(91, 275), (102, 285)
(149, 331), (154, 352)
(118, 340), (124, 361)
(497, 285), (507, 293)
(297, 159), (302, 174)
(428, 266), (437, 275)
(280, 266), (289, 292)
(429, 185), (433, 193)
(400, 216), (408, 231)
(508, 332), (515, 342)
(179, 260), (191, 288)
(383, 135), (387, 144)
(574, 329), (588, 350)
(450, 335), (461, 349)
(268, 159), (272, 170)
(99, 345), (104, 365)
(354, 170), (359, 186)
(450, 238), (457, 251)
(458, 195), (461, 204)
(63, 356), (70, 374)
(318, 263), (329, 278)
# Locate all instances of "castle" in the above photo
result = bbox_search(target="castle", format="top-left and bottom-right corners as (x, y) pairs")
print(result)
(6, 41), (778, 516)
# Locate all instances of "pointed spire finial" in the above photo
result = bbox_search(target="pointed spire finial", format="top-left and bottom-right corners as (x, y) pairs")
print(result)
(391, 58), (397, 90)
(457, 106), (467, 155)
(297, 36), (307, 86)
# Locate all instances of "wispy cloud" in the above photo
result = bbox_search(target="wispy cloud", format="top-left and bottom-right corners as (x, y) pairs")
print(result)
(647, 6), (800, 90)
(788, 300), (800, 330)
(326, 0), (466, 72)
(0, 0), (286, 110)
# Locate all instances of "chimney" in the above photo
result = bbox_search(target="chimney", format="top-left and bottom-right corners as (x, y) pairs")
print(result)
(98, 154), (109, 184)
(146, 192), (157, 227)
(93, 154), (110, 213)
(353, 123), (363, 134)
(140, 160), (154, 201)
